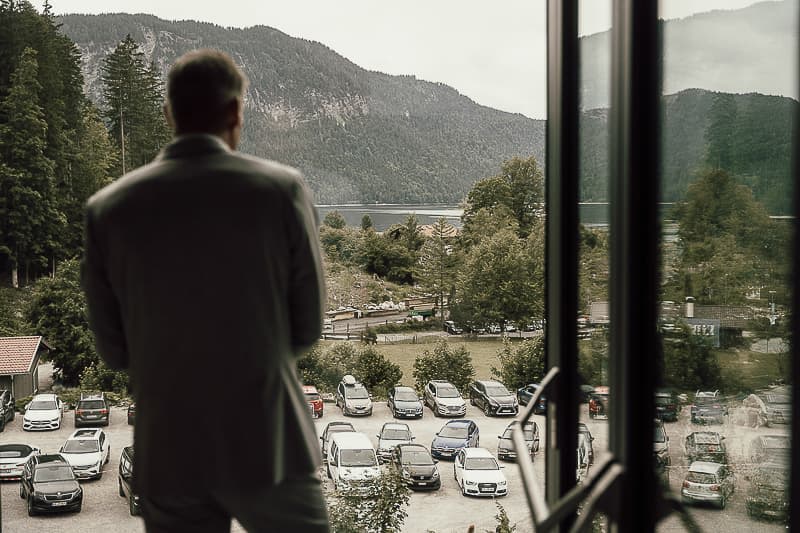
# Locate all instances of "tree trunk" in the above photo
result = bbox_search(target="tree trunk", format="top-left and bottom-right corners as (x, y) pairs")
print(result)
(11, 267), (18, 288)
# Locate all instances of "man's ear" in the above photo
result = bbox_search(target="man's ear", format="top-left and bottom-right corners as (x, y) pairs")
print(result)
(163, 103), (176, 131)
(227, 97), (243, 130)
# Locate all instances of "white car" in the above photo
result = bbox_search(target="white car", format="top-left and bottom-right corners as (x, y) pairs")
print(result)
(424, 380), (467, 417)
(453, 448), (508, 497)
(376, 422), (414, 462)
(59, 428), (111, 480)
(22, 393), (63, 431)
(0, 444), (40, 479)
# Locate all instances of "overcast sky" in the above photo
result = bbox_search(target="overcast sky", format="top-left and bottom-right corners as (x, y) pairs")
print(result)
(54, 0), (764, 118)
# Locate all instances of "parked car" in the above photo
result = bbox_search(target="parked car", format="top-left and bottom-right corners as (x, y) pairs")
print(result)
(431, 419), (479, 460)
(690, 390), (726, 424)
(376, 422), (414, 462)
(746, 456), (789, 520)
(684, 431), (728, 464)
(423, 380), (466, 418)
(588, 386), (609, 419)
(335, 375), (373, 416)
(19, 454), (83, 515)
(496, 421), (539, 461)
(762, 391), (791, 427)
(303, 385), (324, 418)
(74, 392), (110, 427)
(0, 444), (39, 480)
(127, 403), (136, 425)
(454, 448), (508, 497)
(118, 446), (140, 515)
(387, 385), (423, 419)
(0, 389), (15, 431)
(389, 443), (441, 490)
(59, 428), (111, 480)
(326, 432), (380, 494)
(470, 380), (518, 416)
(22, 393), (63, 431)
(578, 384), (595, 403)
(320, 421), (356, 463)
(653, 419), (670, 466)
(748, 434), (790, 465)
(517, 383), (547, 414)
(443, 320), (463, 335)
(577, 423), (595, 465)
(654, 389), (679, 422)
(680, 461), (735, 509)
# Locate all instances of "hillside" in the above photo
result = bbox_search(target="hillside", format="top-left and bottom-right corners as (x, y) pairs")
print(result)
(57, 14), (544, 204)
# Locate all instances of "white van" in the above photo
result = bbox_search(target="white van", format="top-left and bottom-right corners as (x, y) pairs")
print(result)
(326, 432), (380, 494)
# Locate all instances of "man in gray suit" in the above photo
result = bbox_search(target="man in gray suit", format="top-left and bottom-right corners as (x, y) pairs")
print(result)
(82, 49), (329, 532)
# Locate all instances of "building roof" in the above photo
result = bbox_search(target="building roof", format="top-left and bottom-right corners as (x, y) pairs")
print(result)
(0, 336), (46, 375)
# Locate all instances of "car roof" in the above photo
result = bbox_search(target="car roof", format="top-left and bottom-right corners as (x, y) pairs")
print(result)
(430, 380), (454, 386)
(593, 386), (609, 394)
(331, 432), (374, 449)
(463, 447), (494, 458)
(397, 443), (428, 452)
(445, 419), (473, 428)
(31, 393), (58, 401)
(393, 385), (416, 392)
(381, 422), (410, 430)
(688, 461), (723, 474)
(689, 431), (722, 443)
(325, 421), (355, 429)
(302, 385), (318, 393)
(476, 380), (504, 386)
(66, 428), (103, 440)
(35, 454), (69, 465)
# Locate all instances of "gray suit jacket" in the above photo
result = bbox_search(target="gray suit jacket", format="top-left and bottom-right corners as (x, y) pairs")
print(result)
(82, 135), (325, 497)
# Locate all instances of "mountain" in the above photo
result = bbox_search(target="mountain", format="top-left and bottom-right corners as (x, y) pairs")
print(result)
(56, 13), (544, 205)
(580, 0), (798, 111)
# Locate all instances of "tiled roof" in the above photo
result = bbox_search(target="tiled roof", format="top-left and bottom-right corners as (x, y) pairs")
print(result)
(0, 336), (44, 375)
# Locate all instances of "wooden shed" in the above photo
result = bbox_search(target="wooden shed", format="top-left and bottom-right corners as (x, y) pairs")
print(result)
(0, 336), (50, 398)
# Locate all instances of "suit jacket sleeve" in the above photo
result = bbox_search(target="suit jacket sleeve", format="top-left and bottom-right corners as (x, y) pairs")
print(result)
(81, 206), (130, 370)
(287, 180), (325, 356)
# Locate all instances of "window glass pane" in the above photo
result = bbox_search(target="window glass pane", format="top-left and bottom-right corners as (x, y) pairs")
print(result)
(657, 1), (797, 530)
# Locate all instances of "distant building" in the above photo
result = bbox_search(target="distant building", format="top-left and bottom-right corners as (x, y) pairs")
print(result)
(0, 336), (51, 398)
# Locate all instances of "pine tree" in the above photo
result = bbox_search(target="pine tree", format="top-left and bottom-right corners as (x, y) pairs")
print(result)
(0, 47), (59, 286)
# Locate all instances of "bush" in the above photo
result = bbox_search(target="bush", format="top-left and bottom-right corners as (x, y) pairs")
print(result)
(372, 319), (441, 334)
(491, 336), (545, 390)
(327, 466), (410, 533)
(79, 360), (130, 394)
(495, 501), (517, 532)
(412, 339), (474, 394)
(662, 324), (721, 391)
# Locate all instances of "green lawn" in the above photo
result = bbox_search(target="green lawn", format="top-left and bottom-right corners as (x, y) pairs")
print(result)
(715, 348), (790, 392)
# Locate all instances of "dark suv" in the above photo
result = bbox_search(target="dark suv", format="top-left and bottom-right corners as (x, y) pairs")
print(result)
(690, 390), (726, 424)
(0, 389), (15, 431)
(118, 446), (140, 515)
(74, 392), (110, 427)
(654, 389), (679, 422)
(19, 454), (83, 515)
(469, 380), (518, 416)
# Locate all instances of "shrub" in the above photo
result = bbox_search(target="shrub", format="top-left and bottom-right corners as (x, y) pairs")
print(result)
(297, 343), (402, 399)
(494, 501), (517, 532)
(327, 466), (410, 533)
(412, 339), (474, 394)
(356, 346), (402, 398)
(491, 336), (545, 390)
(79, 360), (129, 394)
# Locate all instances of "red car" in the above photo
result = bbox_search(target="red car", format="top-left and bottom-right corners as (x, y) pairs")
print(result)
(303, 385), (323, 418)
(589, 386), (609, 419)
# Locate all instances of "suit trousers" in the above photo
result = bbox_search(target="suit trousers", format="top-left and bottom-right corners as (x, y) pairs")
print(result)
(140, 473), (330, 533)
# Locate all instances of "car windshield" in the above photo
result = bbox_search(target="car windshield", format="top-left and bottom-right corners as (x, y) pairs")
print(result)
(28, 400), (57, 410)
(437, 387), (460, 398)
(381, 429), (410, 440)
(686, 472), (717, 484)
(395, 391), (419, 401)
(347, 387), (369, 399)
(402, 449), (434, 465)
(465, 457), (499, 470)
(654, 396), (673, 405)
(653, 426), (666, 443)
(694, 433), (720, 445)
(501, 428), (535, 441)
(34, 465), (74, 482)
(305, 392), (321, 400)
(486, 385), (510, 396)
(62, 440), (100, 453)
(694, 396), (718, 406)
(340, 449), (377, 467)
(0, 444), (32, 458)
(78, 400), (105, 409)
(439, 426), (468, 439)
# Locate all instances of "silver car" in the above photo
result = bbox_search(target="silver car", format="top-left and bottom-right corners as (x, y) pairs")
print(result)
(681, 461), (735, 509)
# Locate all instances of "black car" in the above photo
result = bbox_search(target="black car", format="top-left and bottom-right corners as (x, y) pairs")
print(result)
(654, 389), (679, 422)
(127, 403), (136, 425)
(443, 320), (463, 335)
(118, 446), (140, 515)
(684, 431), (728, 464)
(0, 389), (15, 431)
(319, 421), (356, 463)
(390, 443), (441, 490)
(690, 390), (726, 424)
(387, 386), (424, 419)
(517, 383), (547, 415)
(19, 454), (83, 515)
(74, 392), (110, 427)
(746, 458), (789, 521)
(496, 421), (539, 461)
(470, 380), (518, 416)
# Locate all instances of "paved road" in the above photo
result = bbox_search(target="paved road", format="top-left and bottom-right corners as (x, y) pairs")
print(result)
(0, 400), (789, 532)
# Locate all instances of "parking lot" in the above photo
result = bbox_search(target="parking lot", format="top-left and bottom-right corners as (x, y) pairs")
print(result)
(0, 398), (790, 532)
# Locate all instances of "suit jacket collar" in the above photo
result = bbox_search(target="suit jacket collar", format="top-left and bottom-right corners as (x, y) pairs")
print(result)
(158, 134), (232, 160)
